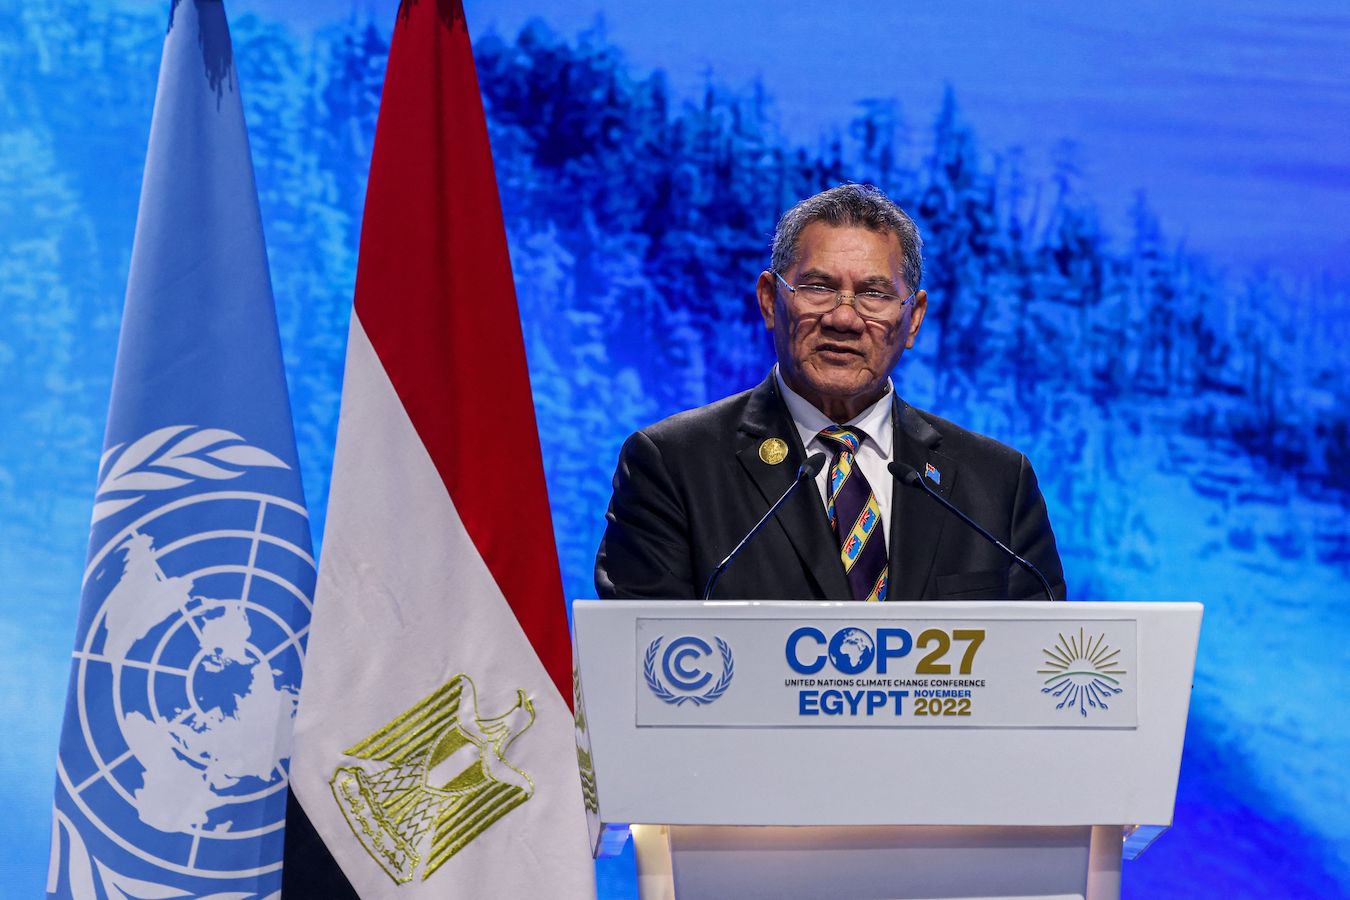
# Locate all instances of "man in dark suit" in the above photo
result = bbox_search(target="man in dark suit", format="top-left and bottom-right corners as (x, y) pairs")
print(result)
(595, 184), (1065, 602)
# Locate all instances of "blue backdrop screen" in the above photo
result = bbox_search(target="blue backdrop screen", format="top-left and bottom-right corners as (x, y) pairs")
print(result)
(1, 1), (1347, 896)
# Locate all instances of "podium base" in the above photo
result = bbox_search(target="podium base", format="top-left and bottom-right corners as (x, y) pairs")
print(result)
(631, 823), (1122, 900)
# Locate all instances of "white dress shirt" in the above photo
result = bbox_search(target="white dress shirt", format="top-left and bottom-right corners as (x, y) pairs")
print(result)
(774, 365), (895, 535)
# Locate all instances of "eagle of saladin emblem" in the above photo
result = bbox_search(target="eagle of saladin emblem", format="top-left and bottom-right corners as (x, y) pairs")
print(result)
(330, 674), (535, 884)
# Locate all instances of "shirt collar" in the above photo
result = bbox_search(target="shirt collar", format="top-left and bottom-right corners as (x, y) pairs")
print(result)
(773, 365), (895, 458)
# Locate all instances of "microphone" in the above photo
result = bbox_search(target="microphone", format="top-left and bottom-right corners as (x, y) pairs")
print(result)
(702, 452), (828, 601)
(888, 461), (1058, 602)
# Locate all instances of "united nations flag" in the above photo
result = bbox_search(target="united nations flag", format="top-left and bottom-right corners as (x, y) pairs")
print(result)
(46, 3), (312, 898)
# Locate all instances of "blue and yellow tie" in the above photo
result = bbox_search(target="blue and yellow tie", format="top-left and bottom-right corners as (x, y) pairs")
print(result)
(819, 426), (888, 602)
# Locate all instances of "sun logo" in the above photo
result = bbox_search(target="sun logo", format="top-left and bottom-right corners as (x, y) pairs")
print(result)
(1037, 628), (1126, 718)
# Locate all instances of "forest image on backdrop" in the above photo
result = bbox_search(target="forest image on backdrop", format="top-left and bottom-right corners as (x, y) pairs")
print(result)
(1, 4), (1347, 896)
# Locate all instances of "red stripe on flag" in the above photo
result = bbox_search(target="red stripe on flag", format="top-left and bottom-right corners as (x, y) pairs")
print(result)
(352, 0), (572, 705)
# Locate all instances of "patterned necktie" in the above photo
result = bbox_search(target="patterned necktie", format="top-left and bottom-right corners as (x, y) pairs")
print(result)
(819, 426), (889, 602)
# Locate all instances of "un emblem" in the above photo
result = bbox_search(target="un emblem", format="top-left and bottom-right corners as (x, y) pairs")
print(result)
(52, 426), (312, 888)
(643, 636), (735, 706)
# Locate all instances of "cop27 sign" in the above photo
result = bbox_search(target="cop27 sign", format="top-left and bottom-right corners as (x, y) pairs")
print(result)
(634, 617), (1138, 728)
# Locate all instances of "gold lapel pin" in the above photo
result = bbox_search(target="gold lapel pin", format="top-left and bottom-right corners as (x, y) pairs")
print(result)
(759, 437), (789, 465)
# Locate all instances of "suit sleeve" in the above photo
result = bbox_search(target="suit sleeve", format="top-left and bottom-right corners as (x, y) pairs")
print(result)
(594, 430), (698, 599)
(1008, 454), (1068, 601)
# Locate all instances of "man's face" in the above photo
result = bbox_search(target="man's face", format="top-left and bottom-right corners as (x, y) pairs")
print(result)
(756, 222), (927, 422)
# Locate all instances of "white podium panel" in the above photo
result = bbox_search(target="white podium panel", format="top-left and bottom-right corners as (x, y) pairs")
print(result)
(630, 823), (1122, 900)
(575, 601), (1199, 830)
(573, 600), (1200, 899)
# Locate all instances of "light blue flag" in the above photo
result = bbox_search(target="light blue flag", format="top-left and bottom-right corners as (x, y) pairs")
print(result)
(47, 3), (312, 897)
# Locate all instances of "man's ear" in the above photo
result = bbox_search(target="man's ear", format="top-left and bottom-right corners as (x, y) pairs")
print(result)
(756, 271), (777, 330)
(904, 290), (928, 348)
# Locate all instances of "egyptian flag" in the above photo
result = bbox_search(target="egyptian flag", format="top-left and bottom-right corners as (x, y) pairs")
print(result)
(286, 1), (596, 896)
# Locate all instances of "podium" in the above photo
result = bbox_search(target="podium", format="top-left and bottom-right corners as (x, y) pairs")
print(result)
(572, 600), (1201, 900)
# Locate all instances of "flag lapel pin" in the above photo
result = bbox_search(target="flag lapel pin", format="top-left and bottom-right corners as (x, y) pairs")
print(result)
(924, 462), (941, 485)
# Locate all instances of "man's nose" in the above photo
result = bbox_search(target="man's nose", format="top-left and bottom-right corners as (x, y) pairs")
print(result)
(819, 299), (867, 332)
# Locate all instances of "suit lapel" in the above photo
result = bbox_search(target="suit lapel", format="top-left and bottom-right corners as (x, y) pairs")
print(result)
(888, 399), (958, 601)
(734, 377), (851, 600)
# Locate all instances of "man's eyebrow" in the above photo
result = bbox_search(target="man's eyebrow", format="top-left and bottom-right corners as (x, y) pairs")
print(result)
(794, 269), (901, 290)
(854, 275), (901, 291)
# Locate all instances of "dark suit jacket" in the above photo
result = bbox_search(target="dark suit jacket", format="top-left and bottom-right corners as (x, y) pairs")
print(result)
(595, 374), (1066, 601)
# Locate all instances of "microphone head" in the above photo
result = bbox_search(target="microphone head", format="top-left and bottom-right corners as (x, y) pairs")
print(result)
(888, 460), (922, 487)
(803, 452), (828, 478)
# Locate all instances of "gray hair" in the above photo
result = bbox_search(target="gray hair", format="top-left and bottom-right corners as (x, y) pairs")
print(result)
(770, 184), (923, 292)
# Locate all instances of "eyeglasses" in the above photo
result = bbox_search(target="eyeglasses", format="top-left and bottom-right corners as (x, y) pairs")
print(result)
(774, 271), (916, 319)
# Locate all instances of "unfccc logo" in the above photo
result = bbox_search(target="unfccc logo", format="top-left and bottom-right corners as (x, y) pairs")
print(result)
(643, 636), (734, 706)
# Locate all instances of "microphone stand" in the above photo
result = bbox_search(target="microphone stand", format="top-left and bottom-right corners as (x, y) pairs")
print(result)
(702, 452), (827, 601)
